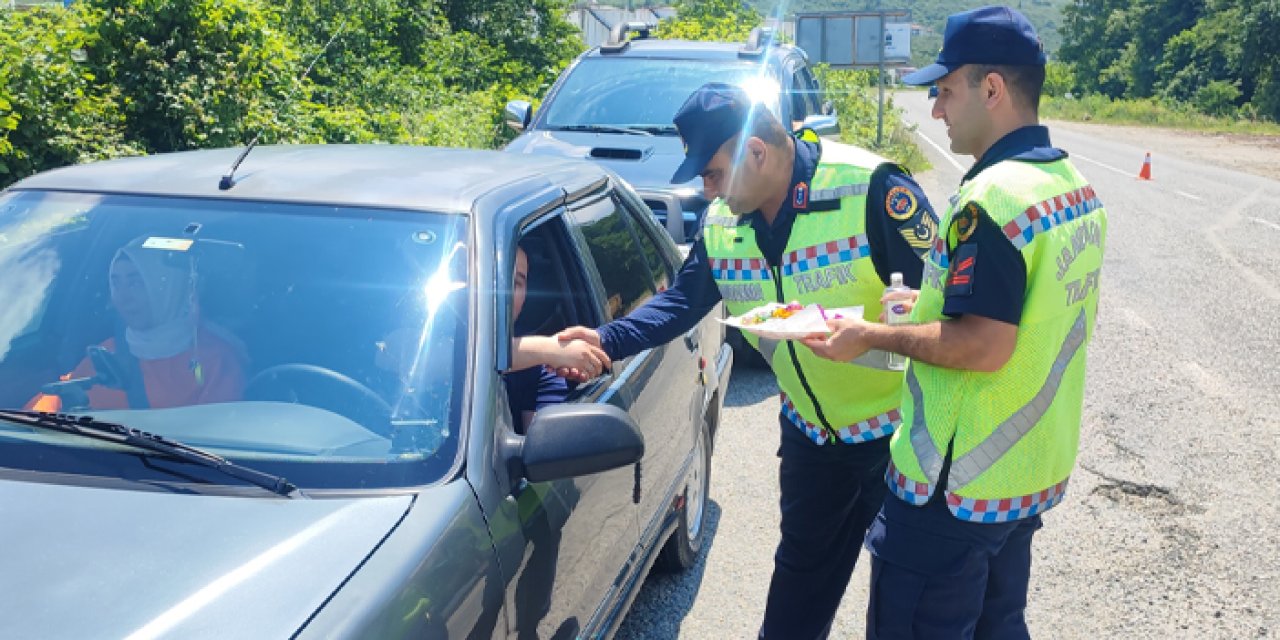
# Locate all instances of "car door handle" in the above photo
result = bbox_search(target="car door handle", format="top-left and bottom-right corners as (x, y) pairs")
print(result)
(683, 328), (699, 351)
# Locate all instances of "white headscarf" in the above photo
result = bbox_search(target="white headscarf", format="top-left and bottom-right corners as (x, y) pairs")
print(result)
(110, 239), (195, 360)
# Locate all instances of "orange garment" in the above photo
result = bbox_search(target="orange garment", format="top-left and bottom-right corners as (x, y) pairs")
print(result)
(27, 327), (245, 412)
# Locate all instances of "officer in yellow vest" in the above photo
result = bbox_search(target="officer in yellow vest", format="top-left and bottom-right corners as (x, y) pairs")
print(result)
(558, 82), (937, 639)
(803, 7), (1107, 639)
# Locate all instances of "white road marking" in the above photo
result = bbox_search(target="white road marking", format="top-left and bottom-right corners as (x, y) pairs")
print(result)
(911, 127), (967, 172)
(1249, 216), (1280, 232)
(1174, 190), (1204, 201)
(1071, 153), (1132, 177)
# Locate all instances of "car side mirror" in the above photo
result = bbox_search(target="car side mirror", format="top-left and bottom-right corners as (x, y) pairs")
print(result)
(504, 100), (532, 132)
(518, 403), (644, 483)
(821, 99), (835, 116)
(801, 114), (840, 137)
(928, 85), (939, 99)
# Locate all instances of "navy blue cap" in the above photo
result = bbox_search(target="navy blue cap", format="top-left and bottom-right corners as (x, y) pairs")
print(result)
(902, 6), (1046, 86)
(670, 82), (758, 184)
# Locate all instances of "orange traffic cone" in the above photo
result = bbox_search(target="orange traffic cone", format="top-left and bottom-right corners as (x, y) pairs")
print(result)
(1137, 152), (1153, 180)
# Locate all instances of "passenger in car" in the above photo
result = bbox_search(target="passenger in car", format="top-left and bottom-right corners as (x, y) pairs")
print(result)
(27, 236), (246, 412)
(503, 244), (610, 431)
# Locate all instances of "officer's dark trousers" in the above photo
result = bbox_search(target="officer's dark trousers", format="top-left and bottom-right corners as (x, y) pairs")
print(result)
(758, 414), (891, 640)
(864, 483), (1043, 640)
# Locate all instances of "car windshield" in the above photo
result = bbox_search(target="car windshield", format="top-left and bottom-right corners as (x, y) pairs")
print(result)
(539, 57), (783, 131)
(0, 190), (469, 490)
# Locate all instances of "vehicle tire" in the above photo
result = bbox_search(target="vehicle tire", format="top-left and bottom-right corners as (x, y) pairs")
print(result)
(727, 326), (769, 370)
(655, 418), (712, 573)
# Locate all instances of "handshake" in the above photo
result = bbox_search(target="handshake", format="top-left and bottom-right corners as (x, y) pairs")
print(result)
(515, 327), (610, 383)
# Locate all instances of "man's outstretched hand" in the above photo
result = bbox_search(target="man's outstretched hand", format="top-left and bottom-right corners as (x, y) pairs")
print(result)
(554, 326), (605, 382)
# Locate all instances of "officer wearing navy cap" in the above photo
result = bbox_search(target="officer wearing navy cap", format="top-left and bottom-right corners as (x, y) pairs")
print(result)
(559, 82), (938, 638)
(803, 6), (1108, 638)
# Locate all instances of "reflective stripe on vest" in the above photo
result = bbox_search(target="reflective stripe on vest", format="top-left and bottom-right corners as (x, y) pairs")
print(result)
(782, 393), (901, 445)
(886, 462), (1069, 522)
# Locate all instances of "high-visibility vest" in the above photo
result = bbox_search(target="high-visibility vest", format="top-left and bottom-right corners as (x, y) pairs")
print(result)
(887, 157), (1107, 522)
(703, 142), (905, 445)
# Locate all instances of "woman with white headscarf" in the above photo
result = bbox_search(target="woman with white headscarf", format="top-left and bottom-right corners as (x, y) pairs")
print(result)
(28, 237), (245, 411)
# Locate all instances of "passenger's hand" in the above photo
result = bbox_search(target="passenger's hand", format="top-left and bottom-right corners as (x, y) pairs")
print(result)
(878, 289), (919, 322)
(800, 317), (873, 362)
(548, 339), (610, 382)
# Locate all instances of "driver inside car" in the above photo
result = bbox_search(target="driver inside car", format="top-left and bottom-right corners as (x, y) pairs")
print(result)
(369, 244), (607, 433)
(27, 236), (246, 412)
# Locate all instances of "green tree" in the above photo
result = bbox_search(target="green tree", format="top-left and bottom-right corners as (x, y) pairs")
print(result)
(85, 0), (302, 152)
(0, 6), (141, 183)
(654, 0), (761, 41)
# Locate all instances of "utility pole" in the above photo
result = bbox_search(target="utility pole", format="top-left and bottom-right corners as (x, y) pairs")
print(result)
(876, 0), (886, 147)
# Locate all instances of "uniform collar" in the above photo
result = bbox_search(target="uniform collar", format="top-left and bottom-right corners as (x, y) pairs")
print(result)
(961, 125), (1066, 184)
(746, 136), (822, 232)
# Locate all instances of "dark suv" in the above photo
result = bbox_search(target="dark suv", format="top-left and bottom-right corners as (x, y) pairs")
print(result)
(504, 24), (838, 244)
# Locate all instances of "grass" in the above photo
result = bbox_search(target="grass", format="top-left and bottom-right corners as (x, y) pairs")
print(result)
(1041, 94), (1280, 136)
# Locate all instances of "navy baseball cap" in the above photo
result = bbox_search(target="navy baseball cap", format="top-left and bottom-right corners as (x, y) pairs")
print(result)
(902, 6), (1046, 86)
(670, 82), (758, 184)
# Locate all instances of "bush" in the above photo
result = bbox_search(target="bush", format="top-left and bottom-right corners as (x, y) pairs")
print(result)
(0, 6), (141, 183)
(84, 0), (303, 152)
(814, 66), (930, 174)
(1193, 80), (1241, 117)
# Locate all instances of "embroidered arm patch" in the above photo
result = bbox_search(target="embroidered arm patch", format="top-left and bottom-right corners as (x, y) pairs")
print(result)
(946, 242), (977, 297)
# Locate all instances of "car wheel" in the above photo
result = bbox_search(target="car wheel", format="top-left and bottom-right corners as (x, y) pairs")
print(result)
(655, 418), (711, 573)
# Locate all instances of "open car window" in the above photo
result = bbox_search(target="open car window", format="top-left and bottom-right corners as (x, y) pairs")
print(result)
(0, 190), (469, 490)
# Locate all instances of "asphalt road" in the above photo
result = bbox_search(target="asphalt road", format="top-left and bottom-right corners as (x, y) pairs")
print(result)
(615, 89), (1280, 639)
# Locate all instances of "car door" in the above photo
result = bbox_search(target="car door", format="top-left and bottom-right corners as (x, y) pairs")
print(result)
(569, 188), (702, 556)
(493, 212), (642, 640)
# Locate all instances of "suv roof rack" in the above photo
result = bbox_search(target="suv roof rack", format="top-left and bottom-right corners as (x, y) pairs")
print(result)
(601, 21), (654, 54)
(739, 26), (775, 58)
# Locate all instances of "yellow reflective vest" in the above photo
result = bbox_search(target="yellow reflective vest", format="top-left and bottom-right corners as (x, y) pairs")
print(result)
(703, 142), (906, 445)
(887, 157), (1107, 522)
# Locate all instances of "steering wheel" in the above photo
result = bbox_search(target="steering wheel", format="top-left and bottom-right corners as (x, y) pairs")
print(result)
(245, 364), (393, 437)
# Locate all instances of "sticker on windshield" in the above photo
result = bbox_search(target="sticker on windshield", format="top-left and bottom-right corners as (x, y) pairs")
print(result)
(141, 237), (194, 251)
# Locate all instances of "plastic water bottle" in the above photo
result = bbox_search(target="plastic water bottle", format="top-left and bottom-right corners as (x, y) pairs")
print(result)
(883, 272), (912, 371)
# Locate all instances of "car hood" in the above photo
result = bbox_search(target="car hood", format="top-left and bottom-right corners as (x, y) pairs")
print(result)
(0, 479), (413, 639)
(506, 130), (699, 193)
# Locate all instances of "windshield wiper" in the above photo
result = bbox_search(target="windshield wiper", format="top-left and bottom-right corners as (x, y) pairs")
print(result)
(630, 124), (679, 136)
(554, 124), (653, 136)
(0, 409), (298, 497)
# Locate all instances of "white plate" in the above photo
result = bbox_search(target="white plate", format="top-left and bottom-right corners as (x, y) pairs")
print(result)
(719, 303), (863, 340)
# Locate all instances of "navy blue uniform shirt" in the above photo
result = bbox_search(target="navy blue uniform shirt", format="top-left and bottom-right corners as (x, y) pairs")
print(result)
(597, 137), (937, 360)
(941, 125), (1066, 325)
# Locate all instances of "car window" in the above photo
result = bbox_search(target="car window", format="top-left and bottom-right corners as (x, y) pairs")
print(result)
(0, 190), (468, 490)
(620, 198), (673, 292)
(538, 57), (783, 130)
(569, 192), (657, 320)
(791, 65), (821, 121)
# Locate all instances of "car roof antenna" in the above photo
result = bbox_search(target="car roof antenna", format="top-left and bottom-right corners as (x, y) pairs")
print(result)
(219, 15), (349, 191)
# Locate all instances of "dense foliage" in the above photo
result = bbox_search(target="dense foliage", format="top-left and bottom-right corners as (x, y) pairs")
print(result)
(1058, 0), (1279, 121)
(0, 0), (582, 187)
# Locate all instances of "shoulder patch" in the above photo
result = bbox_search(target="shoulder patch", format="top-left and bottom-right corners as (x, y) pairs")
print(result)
(945, 242), (977, 297)
(885, 185), (918, 221)
(952, 202), (982, 243)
